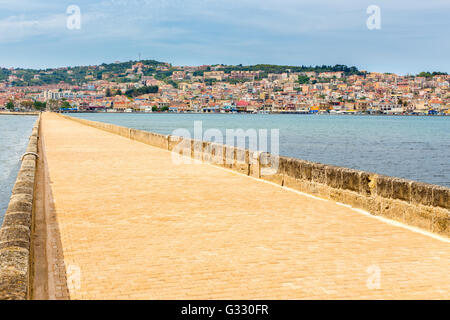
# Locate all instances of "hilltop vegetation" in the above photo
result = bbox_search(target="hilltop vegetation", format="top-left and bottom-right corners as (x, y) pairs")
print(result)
(417, 71), (448, 78)
(125, 85), (159, 98)
(0, 60), (383, 87)
(0, 60), (165, 86)
(219, 64), (362, 75)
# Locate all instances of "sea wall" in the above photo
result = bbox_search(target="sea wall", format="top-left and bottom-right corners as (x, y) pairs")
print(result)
(0, 116), (40, 300)
(59, 114), (449, 237)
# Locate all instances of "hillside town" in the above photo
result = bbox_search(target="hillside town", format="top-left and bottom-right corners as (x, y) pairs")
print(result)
(1, 61), (449, 115)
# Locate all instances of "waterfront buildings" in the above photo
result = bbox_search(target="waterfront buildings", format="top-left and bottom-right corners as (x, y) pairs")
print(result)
(1, 62), (449, 115)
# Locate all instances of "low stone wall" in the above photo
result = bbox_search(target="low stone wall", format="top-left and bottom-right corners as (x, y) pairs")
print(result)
(59, 114), (449, 237)
(0, 116), (40, 300)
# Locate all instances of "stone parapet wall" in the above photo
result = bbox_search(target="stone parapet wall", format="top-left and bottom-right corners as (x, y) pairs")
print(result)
(59, 114), (449, 238)
(0, 116), (40, 300)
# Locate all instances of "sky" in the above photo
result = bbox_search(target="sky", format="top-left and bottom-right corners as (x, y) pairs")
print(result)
(0, 0), (449, 74)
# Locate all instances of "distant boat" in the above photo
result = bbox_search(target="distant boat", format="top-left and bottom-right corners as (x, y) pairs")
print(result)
(124, 108), (133, 113)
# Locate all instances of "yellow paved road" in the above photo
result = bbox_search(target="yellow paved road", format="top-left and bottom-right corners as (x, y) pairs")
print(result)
(40, 113), (449, 300)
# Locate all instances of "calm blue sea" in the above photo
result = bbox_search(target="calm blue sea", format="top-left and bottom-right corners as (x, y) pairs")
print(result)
(69, 113), (450, 187)
(0, 115), (37, 224)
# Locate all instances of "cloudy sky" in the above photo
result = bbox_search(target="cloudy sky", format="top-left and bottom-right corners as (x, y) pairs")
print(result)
(0, 0), (449, 74)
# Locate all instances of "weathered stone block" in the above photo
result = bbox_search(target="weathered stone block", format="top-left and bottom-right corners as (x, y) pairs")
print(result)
(432, 186), (450, 210)
(192, 140), (204, 161)
(278, 156), (291, 175)
(392, 178), (412, 202)
(2, 213), (32, 229)
(359, 172), (372, 196)
(167, 135), (182, 151)
(235, 147), (248, 164)
(204, 142), (224, 165)
(325, 166), (342, 189)
(432, 208), (449, 236)
(6, 194), (33, 214)
(300, 160), (312, 181)
(380, 198), (404, 222)
(411, 181), (433, 206)
(260, 152), (280, 176)
(232, 148), (249, 175)
(17, 169), (35, 180)
(362, 196), (381, 215)
(248, 151), (260, 178)
(223, 145), (235, 168)
(0, 248), (29, 272)
(0, 226), (30, 245)
(20, 159), (36, 170)
(329, 188), (344, 202)
(282, 158), (302, 180)
(341, 169), (360, 192)
(11, 181), (34, 195)
(0, 248), (29, 300)
(403, 205), (433, 232)
(342, 190), (363, 208)
(315, 183), (330, 199)
(311, 163), (326, 184)
(376, 175), (393, 198)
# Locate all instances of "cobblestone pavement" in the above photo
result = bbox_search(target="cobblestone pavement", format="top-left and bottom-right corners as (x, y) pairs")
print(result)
(40, 113), (450, 299)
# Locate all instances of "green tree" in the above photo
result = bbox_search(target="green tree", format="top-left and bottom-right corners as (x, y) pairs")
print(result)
(105, 88), (112, 97)
(33, 101), (47, 111)
(297, 75), (310, 84)
(47, 99), (61, 112)
(125, 86), (159, 98)
(21, 101), (34, 110)
(5, 100), (14, 110)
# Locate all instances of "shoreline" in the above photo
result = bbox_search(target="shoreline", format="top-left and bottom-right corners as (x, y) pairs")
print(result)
(1, 111), (448, 117)
(62, 111), (449, 116)
(0, 112), (40, 116)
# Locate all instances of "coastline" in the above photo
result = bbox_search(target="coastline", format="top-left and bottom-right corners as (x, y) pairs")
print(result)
(60, 111), (450, 116)
(0, 112), (40, 116)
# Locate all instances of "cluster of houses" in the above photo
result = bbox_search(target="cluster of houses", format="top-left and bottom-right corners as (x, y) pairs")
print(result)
(1, 63), (449, 115)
